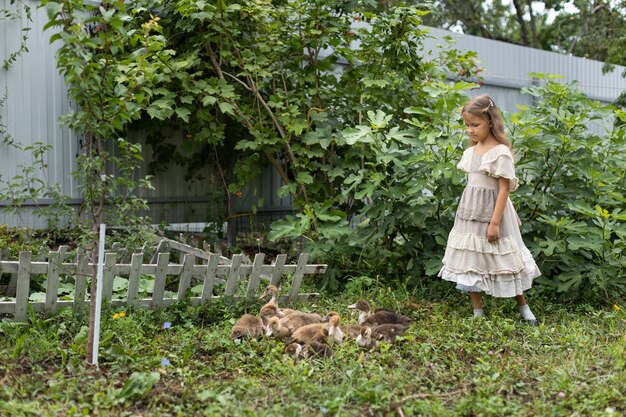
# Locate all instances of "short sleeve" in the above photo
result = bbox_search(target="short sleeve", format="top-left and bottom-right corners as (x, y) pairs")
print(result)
(479, 145), (519, 191)
(456, 147), (474, 173)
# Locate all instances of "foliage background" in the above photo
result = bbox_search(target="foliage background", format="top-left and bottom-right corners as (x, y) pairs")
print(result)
(0, 0), (624, 304)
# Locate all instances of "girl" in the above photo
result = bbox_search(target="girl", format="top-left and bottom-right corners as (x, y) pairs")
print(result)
(438, 95), (541, 324)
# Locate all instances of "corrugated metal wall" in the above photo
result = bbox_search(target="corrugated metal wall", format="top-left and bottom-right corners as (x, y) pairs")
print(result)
(1, 3), (625, 229)
(1, 0), (79, 229)
(421, 27), (626, 110)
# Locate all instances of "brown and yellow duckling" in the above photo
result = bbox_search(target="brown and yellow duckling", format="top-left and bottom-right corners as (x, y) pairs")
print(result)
(277, 311), (324, 335)
(355, 323), (409, 349)
(285, 341), (333, 359)
(258, 284), (297, 316)
(348, 299), (412, 327)
(288, 313), (343, 346)
(230, 302), (285, 342)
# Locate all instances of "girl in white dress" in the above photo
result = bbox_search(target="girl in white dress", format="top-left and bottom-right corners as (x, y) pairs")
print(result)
(438, 95), (541, 324)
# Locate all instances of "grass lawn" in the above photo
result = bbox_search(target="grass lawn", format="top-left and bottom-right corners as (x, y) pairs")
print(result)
(1, 283), (625, 417)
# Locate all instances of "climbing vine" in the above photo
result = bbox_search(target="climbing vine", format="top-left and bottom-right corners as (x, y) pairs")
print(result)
(1, 0), (31, 70)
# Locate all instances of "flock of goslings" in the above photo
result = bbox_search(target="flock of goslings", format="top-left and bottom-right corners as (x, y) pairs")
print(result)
(230, 285), (413, 359)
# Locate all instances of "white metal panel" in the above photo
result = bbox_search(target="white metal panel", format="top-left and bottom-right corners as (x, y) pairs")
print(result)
(422, 27), (626, 109)
(1, 0), (79, 194)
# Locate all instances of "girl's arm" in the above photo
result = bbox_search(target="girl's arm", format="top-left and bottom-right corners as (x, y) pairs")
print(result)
(487, 177), (510, 242)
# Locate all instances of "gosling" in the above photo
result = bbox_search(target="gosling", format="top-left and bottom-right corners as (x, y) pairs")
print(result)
(348, 299), (412, 327)
(230, 314), (264, 341)
(230, 302), (284, 341)
(285, 341), (333, 359)
(258, 284), (297, 316)
(289, 313), (342, 346)
(265, 316), (291, 339)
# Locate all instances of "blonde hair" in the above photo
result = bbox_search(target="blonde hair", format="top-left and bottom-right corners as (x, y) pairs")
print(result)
(462, 94), (511, 148)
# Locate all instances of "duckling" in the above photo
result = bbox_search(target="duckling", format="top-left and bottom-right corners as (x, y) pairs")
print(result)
(288, 313), (342, 346)
(259, 302), (286, 333)
(230, 314), (263, 341)
(258, 284), (297, 316)
(230, 303), (284, 341)
(355, 326), (378, 349)
(265, 316), (291, 339)
(259, 302), (285, 322)
(371, 323), (409, 343)
(285, 341), (333, 359)
(325, 311), (345, 344)
(340, 324), (366, 339)
(288, 324), (329, 346)
(348, 299), (412, 327)
(284, 341), (302, 357)
(278, 311), (324, 334)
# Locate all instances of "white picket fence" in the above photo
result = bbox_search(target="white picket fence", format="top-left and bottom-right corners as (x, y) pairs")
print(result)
(0, 247), (327, 322)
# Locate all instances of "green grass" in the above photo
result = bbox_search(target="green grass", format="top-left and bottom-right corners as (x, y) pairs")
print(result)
(1, 283), (625, 417)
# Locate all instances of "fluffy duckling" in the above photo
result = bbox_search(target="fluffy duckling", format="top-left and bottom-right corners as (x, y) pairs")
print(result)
(289, 313), (342, 346)
(278, 311), (324, 335)
(265, 316), (291, 339)
(285, 341), (333, 359)
(348, 299), (412, 327)
(288, 324), (329, 346)
(371, 323), (409, 342)
(259, 302), (285, 321)
(325, 311), (345, 344)
(230, 314), (264, 341)
(259, 302), (286, 333)
(355, 323), (409, 349)
(258, 284), (297, 316)
(355, 326), (378, 349)
(340, 323), (366, 339)
(230, 302), (285, 341)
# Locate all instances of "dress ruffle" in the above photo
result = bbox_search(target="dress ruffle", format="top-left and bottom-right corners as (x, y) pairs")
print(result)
(445, 229), (519, 256)
(457, 145), (519, 191)
(439, 253), (540, 298)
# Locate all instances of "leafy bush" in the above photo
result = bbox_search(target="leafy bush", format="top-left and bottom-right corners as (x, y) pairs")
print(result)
(510, 75), (626, 303)
(269, 81), (471, 289)
(0, 225), (48, 258)
(271, 76), (626, 304)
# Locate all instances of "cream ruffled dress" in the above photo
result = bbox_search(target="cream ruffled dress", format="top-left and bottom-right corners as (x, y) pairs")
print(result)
(438, 144), (541, 297)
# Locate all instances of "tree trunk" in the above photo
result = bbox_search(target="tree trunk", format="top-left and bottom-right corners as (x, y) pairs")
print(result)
(526, 0), (540, 48)
(512, 0), (530, 45)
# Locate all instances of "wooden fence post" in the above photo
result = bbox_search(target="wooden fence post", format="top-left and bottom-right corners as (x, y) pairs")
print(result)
(224, 254), (243, 297)
(270, 254), (287, 286)
(245, 253), (265, 299)
(289, 253), (309, 302)
(151, 252), (170, 309)
(177, 254), (196, 300)
(201, 253), (220, 303)
(45, 251), (60, 315)
(15, 251), (32, 322)
(102, 252), (118, 301)
(74, 251), (89, 312)
(126, 253), (143, 305)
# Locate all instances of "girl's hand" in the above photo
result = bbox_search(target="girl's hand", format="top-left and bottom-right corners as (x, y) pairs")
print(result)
(487, 223), (499, 242)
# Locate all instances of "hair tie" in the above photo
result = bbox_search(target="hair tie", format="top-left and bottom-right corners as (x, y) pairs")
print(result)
(489, 99), (494, 107)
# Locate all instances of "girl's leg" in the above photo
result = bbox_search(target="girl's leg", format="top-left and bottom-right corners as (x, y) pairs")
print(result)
(515, 294), (538, 325)
(469, 292), (484, 317)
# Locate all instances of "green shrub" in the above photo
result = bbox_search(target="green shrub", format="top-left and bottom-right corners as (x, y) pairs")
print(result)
(511, 75), (626, 303)
(271, 76), (626, 304)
